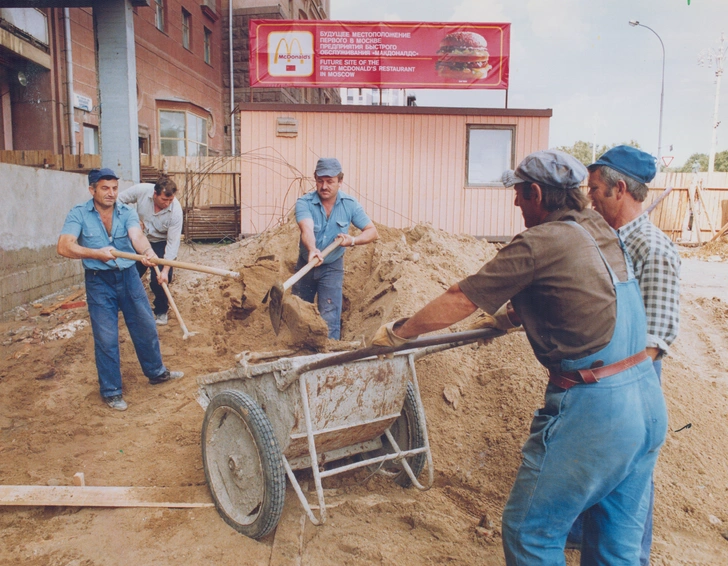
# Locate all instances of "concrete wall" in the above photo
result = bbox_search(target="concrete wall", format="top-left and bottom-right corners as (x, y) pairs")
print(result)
(0, 163), (89, 313)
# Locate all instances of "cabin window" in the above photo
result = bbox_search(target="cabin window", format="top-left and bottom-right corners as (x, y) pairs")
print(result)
(466, 126), (515, 186)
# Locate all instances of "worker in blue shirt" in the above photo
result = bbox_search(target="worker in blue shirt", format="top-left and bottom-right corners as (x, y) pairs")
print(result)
(58, 168), (183, 411)
(293, 158), (378, 339)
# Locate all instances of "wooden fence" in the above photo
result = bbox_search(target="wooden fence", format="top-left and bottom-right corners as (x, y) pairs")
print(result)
(0, 150), (101, 172)
(2, 151), (727, 242)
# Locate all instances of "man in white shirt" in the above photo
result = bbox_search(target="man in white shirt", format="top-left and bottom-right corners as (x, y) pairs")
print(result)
(118, 176), (183, 325)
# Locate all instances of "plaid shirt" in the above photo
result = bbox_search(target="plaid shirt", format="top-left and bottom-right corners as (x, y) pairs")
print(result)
(618, 213), (681, 356)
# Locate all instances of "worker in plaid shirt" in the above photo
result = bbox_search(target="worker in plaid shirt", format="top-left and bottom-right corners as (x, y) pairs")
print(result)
(569, 144), (681, 566)
(587, 145), (680, 371)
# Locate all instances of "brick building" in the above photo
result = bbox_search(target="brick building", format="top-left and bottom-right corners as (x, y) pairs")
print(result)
(0, 1), (340, 177)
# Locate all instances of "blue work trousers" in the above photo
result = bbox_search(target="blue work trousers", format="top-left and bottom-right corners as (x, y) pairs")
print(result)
(291, 256), (344, 339)
(568, 360), (663, 565)
(85, 267), (166, 398)
(502, 361), (667, 566)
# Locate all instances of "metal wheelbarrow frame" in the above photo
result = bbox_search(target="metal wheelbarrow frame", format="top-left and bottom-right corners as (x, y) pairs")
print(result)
(196, 328), (504, 539)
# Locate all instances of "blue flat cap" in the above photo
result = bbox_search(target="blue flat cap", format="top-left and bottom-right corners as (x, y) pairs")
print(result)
(502, 149), (587, 190)
(88, 168), (119, 185)
(590, 145), (656, 184)
(314, 158), (342, 177)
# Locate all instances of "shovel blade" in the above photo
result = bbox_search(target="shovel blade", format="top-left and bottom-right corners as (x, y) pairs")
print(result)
(268, 284), (285, 335)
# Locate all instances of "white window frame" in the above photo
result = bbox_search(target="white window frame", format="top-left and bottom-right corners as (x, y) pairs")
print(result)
(155, 0), (165, 32)
(466, 125), (516, 187)
(159, 109), (209, 157)
(203, 27), (211, 64)
(182, 9), (191, 50)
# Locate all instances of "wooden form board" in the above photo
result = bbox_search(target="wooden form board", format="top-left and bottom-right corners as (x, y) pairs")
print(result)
(0, 486), (213, 508)
(40, 289), (86, 316)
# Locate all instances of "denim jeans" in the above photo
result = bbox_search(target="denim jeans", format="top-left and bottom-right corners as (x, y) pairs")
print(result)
(291, 256), (344, 339)
(502, 362), (667, 566)
(135, 240), (172, 315)
(567, 360), (663, 566)
(85, 267), (166, 398)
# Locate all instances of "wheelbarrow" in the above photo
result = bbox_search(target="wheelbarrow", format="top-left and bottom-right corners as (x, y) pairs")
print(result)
(195, 327), (504, 539)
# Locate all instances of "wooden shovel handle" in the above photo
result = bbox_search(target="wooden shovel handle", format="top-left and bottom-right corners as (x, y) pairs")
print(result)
(153, 266), (190, 338)
(110, 250), (239, 279)
(282, 240), (341, 291)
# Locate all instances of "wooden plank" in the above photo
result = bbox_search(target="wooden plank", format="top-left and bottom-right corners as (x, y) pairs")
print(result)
(40, 288), (86, 316)
(0, 485), (213, 508)
(710, 220), (728, 242)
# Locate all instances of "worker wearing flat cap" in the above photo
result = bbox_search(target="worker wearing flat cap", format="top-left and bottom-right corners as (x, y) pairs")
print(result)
(293, 158), (378, 339)
(372, 149), (667, 564)
(57, 168), (184, 412)
(561, 145), (680, 564)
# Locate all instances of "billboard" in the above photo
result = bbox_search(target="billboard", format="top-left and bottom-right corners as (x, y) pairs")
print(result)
(249, 20), (510, 90)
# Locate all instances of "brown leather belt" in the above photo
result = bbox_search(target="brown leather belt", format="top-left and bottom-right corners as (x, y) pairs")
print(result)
(549, 351), (650, 390)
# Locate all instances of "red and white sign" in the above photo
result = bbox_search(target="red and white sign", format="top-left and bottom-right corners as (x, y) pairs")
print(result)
(661, 156), (674, 168)
(249, 20), (511, 89)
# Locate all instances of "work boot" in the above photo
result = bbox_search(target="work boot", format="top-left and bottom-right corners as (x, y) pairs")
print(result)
(104, 395), (128, 411)
(155, 312), (168, 326)
(149, 370), (184, 385)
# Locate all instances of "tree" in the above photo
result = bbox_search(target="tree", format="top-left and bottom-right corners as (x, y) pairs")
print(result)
(555, 140), (642, 166)
(678, 150), (728, 172)
(679, 153), (708, 172)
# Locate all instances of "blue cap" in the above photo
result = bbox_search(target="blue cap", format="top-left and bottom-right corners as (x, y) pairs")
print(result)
(590, 145), (656, 184)
(314, 158), (342, 177)
(88, 168), (119, 185)
(502, 149), (587, 190)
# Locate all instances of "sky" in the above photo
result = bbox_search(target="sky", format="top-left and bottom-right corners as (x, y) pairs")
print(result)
(332, 0), (728, 167)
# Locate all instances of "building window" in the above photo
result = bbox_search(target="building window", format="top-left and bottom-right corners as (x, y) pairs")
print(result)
(83, 125), (99, 154)
(182, 9), (191, 50)
(139, 135), (150, 155)
(203, 27), (211, 64)
(466, 126), (515, 186)
(155, 0), (165, 32)
(159, 110), (208, 157)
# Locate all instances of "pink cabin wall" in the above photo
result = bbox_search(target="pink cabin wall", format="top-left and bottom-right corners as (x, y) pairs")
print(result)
(238, 103), (551, 238)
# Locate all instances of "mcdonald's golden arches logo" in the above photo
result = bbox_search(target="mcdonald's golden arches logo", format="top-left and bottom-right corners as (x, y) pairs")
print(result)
(268, 32), (314, 77)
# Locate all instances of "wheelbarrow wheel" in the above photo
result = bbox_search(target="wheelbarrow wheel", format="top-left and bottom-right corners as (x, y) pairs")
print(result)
(366, 381), (426, 487)
(201, 390), (285, 539)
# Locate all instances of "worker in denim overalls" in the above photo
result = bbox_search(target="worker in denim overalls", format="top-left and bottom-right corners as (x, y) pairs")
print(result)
(372, 150), (668, 565)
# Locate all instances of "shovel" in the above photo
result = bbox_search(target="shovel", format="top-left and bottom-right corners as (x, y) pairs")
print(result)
(110, 250), (239, 279)
(152, 265), (198, 340)
(265, 240), (341, 335)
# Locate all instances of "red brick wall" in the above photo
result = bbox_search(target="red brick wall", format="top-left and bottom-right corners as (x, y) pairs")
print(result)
(133, 0), (225, 155)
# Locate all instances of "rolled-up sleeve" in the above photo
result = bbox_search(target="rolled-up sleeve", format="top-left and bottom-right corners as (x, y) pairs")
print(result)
(459, 236), (535, 315)
(163, 203), (184, 260)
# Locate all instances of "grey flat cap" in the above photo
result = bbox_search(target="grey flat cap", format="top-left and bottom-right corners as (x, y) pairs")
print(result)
(503, 150), (587, 190)
(314, 157), (342, 177)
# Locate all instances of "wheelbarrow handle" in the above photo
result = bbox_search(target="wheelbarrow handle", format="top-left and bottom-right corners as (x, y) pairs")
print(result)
(110, 250), (240, 279)
(283, 240), (341, 292)
(294, 328), (507, 375)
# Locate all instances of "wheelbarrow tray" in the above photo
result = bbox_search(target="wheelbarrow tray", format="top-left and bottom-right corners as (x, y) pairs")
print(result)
(197, 350), (412, 463)
(196, 328), (505, 539)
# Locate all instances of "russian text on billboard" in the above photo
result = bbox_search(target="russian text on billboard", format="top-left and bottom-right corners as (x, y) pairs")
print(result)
(249, 21), (510, 90)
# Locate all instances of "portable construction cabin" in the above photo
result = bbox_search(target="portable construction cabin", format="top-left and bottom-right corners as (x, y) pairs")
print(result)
(238, 103), (551, 240)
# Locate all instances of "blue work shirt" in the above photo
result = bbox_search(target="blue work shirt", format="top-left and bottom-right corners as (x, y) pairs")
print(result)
(295, 190), (371, 264)
(60, 199), (141, 271)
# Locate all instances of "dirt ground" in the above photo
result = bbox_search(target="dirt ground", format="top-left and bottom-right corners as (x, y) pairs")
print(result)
(1, 221), (727, 566)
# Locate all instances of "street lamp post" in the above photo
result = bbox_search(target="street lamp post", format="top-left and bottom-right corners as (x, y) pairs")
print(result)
(699, 33), (728, 186)
(629, 20), (665, 171)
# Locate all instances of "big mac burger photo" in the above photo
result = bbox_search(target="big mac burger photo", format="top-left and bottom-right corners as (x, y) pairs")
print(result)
(435, 31), (491, 80)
